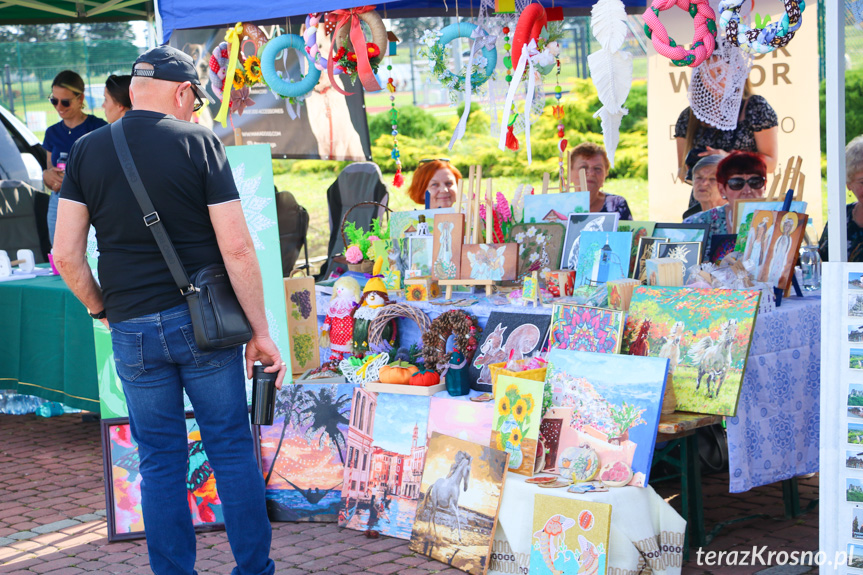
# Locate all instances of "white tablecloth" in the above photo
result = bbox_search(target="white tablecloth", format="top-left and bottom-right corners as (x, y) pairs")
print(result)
(489, 474), (685, 575)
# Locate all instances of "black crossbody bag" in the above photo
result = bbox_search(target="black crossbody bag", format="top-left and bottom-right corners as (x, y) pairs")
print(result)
(111, 119), (252, 351)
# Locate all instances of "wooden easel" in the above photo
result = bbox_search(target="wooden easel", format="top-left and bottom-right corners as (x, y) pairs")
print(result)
(766, 156), (805, 202)
(540, 150), (575, 194)
(439, 169), (496, 299)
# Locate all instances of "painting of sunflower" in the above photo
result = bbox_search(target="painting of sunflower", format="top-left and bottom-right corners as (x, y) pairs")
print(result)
(490, 375), (544, 476)
(406, 284), (428, 302)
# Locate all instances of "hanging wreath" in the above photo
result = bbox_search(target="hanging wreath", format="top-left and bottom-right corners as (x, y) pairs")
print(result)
(260, 33), (322, 100)
(512, 3), (548, 72)
(422, 310), (481, 374)
(642, 0), (717, 67)
(419, 22), (497, 104)
(368, 303), (431, 351)
(304, 13), (342, 74)
(718, 0), (805, 54)
(327, 6), (386, 94)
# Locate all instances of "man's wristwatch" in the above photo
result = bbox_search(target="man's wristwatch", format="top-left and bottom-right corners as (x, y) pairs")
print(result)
(89, 309), (107, 320)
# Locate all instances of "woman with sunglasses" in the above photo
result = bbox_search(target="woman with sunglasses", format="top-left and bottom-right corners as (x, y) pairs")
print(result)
(819, 136), (863, 262)
(43, 70), (107, 244)
(684, 151), (767, 256)
(103, 74), (132, 124)
(407, 159), (463, 209)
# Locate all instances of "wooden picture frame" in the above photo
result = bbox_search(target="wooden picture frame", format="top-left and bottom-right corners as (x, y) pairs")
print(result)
(632, 236), (668, 282)
(652, 222), (710, 258)
(431, 213), (465, 280)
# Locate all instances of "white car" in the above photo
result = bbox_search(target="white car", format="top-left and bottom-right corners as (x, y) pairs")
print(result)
(0, 104), (45, 189)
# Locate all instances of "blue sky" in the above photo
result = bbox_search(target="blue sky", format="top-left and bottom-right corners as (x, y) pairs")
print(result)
(372, 394), (429, 454)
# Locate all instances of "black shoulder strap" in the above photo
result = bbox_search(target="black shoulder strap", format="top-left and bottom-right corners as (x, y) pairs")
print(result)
(110, 119), (194, 295)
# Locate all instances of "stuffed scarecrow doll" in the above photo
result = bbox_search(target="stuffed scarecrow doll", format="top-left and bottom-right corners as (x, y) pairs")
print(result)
(351, 258), (397, 354)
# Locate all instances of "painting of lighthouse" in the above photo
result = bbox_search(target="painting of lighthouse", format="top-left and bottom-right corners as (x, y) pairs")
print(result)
(575, 231), (632, 288)
(338, 390), (431, 540)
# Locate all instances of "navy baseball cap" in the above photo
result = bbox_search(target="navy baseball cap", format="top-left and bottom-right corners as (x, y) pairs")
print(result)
(132, 45), (213, 104)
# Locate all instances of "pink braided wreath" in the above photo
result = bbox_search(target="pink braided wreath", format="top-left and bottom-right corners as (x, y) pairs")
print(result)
(642, 0), (718, 68)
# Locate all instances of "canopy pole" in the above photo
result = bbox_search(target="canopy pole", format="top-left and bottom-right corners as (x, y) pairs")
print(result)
(826, 0), (846, 262)
(152, 0), (163, 46)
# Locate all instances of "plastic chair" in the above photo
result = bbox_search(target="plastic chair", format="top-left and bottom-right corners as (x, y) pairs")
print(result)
(275, 189), (310, 277)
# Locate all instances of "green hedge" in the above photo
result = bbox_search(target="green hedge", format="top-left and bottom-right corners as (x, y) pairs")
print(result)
(820, 67), (863, 153)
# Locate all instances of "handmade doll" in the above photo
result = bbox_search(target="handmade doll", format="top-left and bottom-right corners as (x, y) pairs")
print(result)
(320, 276), (361, 361)
(352, 257), (397, 354)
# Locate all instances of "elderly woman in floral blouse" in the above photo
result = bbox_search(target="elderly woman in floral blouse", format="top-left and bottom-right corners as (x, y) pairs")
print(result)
(820, 135), (863, 262)
(569, 142), (632, 220)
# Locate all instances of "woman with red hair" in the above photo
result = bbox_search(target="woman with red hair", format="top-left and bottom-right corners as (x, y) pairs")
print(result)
(684, 151), (767, 255)
(406, 159), (463, 209)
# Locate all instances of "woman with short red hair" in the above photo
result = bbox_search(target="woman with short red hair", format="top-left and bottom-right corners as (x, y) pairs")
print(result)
(406, 159), (463, 209)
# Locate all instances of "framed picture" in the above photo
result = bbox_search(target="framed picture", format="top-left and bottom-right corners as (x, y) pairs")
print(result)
(618, 221), (657, 275)
(431, 213), (465, 280)
(745, 210), (808, 290)
(655, 241), (703, 284)
(460, 243), (518, 281)
(509, 222), (566, 279)
(560, 212), (620, 271)
(549, 303), (625, 354)
(100, 415), (226, 542)
(523, 191), (590, 224)
(708, 233), (738, 264)
(652, 222), (710, 255)
(575, 231), (632, 287)
(733, 199), (807, 233)
(407, 235), (433, 278)
(632, 236), (668, 282)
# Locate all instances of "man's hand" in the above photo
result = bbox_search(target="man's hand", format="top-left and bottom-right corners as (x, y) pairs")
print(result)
(245, 335), (287, 389)
(44, 168), (65, 192)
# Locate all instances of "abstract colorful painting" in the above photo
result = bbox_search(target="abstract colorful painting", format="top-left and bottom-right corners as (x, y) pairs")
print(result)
(523, 191), (590, 224)
(432, 213), (465, 280)
(622, 287), (760, 416)
(632, 236), (668, 283)
(549, 304), (624, 354)
(575, 231), (632, 287)
(708, 234), (738, 264)
(409, 433), (508, 575)
(101, 416), (225, 542)
(428, 396), (495, 446)
(531, 495), (611, 575)
(617, 221), (656, 275)
(546, 349), (669, 487)
(470, 311), (551, 391)
(461, 243), (518, 281)
(510, 223), (566, 279)
(491, 375), (544, 477)
(339, 390), (431, 540)
(561, 213), (619, 271)
(258, 383), (357, 522)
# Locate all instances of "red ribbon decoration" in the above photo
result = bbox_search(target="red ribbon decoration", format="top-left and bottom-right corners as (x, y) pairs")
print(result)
(328, 6), (382, 95)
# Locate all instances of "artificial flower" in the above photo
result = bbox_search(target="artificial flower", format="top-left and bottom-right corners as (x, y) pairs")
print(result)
(243, 55), (262, 84)
(345, 245), (363, 264)
(367, 43), (381, 58)
(335, 46), (346, 61)
(347, 51), (358, 63)
(232, 68), (245, 90)
(229, 87), (255, 115)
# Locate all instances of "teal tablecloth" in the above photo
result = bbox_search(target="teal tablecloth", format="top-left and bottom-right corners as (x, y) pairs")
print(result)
(0, 273), (99, 411)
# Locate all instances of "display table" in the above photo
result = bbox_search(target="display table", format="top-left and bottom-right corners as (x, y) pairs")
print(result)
(495, 474), (685, 575)
(0, 273), (99, 411)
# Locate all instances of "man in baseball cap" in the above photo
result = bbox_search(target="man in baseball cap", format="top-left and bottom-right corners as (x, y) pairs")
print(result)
(132, 45), (213, 108)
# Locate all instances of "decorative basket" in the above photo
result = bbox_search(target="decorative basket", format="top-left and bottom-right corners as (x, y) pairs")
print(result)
(340, 200), (392, 271)
(488, 360), (547, 393)
(340, 352), (390, 385)
(348, 260), (374, 274)
(368, 303), (431, 350)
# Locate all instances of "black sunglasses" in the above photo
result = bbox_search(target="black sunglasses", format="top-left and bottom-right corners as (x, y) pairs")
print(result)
(49, 97), (75, 108)
(192, 92), (204, 112)
(726, 176), (765, 191)
(419, 158), (450, 164)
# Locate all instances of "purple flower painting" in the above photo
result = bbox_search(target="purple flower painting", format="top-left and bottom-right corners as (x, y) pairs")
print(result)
(549, 304), (624, 355)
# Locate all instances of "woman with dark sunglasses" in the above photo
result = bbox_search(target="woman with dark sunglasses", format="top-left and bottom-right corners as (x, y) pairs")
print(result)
(43, 70), (107, 244)
(684, 151), (767, 256)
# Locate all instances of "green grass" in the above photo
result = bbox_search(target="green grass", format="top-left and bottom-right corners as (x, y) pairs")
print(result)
(274, 168), (649, 262)
(671, 365), (742, 417)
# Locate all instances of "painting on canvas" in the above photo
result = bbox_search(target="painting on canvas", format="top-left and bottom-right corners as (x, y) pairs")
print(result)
(470, 311), (551, 391)
(708, 234), (738, 264)
(530, 494), (611, 575)
(408, 235), (434, 278)
(632, 236), (668, 282)
(339, 390), (430, 540)
(372, 239), (392, 272)
(539, 416), (564, 472)
(409, 432), (508, 575)
(617, 221), (656, 274)
(427, 396), (495, 446)
(733, 199), (807, 234)
(561, 213), (619, 271)
(491, 375), (545, 476)
(284, 275), (320, 375)
(432, 213), (465, 280)
(510, 223), (566, 279)
(549, 304), (624, 354)
(652, 222), (709, 245)
(258, 383), (357, 522)
(546, 349), (669, 487)
(523, 192), (590, 224)
(461, 243), (518, 281)
(390, 208), (454, 242)
(101, 416), (225, 541)
(621, 287), (760, 416)
(575, 231), (632, 287)
(744, 210), (808, 290)
(655, 242), (702, 285)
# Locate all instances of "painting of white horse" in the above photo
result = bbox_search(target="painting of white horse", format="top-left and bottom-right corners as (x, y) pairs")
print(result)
(409, 433), (508, 575)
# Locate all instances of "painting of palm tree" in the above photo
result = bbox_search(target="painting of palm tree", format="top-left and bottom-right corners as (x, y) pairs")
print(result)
(301, 385), (352, 464)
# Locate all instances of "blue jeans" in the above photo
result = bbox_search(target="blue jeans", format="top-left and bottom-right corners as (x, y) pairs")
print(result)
(111, 303), (274, 575)
(47, 191), (59, 245)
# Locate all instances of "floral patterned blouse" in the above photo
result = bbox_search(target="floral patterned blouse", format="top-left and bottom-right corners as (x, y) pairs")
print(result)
(601, 193), (632, 221)
(819, 203), (863, 262)
(673, 95), (778, 153)
(683, 205), (730, 258)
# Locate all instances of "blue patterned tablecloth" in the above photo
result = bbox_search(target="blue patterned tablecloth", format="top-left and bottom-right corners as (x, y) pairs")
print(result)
(725, 293), (821, 493)
(315, 287), (821, 493)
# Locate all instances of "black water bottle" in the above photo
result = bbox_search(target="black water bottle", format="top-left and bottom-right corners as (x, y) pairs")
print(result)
(251, 364), (277, 426)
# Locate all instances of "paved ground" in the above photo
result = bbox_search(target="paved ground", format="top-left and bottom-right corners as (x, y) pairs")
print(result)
(0, 413), (819, 575)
